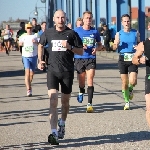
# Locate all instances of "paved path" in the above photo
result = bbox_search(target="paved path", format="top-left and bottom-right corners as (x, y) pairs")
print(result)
(0, 51), (150, 150)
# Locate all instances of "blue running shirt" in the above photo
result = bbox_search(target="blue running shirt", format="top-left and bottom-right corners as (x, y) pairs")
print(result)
(118, 29), (138, 54)
(74, 26), (101, 59)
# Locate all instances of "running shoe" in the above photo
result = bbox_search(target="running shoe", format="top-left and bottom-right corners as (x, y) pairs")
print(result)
(48, 132), (59, 145)
(86, 103), (94, 113)
(124, 102), (130, 110)
(27, 89), (32, 97)
(77, 93), (84, 103)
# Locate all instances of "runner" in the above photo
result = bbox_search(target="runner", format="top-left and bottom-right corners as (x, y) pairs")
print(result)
(19, 22), (38, 96)
(1, 24), (12, 55)
(113, 14), (140, 110)
(132, 37), (150, 127)
(32, 18), (41, 34)
(38, 21), (48, 72)
(16, 22), (26, 54)
(75, 17), (83, 27)
(74, 11), (102, 113)
(38, 10), (83, 145)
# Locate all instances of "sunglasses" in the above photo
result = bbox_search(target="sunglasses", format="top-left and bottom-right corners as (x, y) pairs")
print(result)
(27, 27), (32, 29)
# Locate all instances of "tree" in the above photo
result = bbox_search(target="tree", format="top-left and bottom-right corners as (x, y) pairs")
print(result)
(145, 17), (150, 28)
(132, 22), (138, 30)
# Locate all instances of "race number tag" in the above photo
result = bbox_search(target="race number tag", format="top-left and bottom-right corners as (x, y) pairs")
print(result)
(124, 53), (134, 61)
(24, 46), (34, 52)
(51, 40), (67, 51)
(83, 37), (94, 47)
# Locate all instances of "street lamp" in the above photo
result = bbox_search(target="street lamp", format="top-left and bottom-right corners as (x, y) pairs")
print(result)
(34, 0), (46, 22)
(29, 10), (36, 22)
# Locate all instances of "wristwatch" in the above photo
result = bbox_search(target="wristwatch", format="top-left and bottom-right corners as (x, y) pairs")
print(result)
(70, 46), (74, 50)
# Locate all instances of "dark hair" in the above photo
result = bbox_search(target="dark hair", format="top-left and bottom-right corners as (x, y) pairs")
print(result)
(41, 21), (46, 25)
(32, 18), (37, 22)
(121, 14), (130, 21)
(20, 22), (25, 26)
(83, 11), (93, 17)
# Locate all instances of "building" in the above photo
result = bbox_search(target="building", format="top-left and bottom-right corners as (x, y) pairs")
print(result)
(111, 6), (150, 24)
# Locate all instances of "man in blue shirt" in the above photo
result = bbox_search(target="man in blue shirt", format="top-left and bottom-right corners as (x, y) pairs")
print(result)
(74, 11), (102, 113)
(113, 14), (140, 110)
(38, 21), (48, 71)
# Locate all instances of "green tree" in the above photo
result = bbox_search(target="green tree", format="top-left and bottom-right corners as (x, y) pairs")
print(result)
(132, 22), (138, 30)
(145, 17), (150, 28)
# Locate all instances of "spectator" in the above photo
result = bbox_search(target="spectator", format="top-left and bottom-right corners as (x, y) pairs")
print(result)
(109, 21), (117, 42)
(103, 24), (111, 52)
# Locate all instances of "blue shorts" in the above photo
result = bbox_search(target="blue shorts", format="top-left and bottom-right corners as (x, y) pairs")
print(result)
(22, 55), (37, 72)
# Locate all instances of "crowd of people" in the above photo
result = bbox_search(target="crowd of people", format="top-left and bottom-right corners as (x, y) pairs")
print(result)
(1, 10), (150, 145)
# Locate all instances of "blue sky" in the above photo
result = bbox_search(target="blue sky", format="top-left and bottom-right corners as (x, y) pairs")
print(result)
(0, 0), (149, 23)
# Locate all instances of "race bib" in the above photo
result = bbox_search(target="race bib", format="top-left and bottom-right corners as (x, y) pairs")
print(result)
(51, 40), (67, 51)
(83, 37), (94, 46)
(24, 46), (34, 52)
(124, 53), (134, 61)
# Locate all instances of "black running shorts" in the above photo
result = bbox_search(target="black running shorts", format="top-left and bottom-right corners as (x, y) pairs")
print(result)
(47, 68), (74, 94)
(118, 55), (138, 74)
(74, 58), (96, 74)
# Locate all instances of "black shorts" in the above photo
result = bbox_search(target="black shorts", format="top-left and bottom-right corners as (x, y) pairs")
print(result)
(145, 75), (150, 95)
(118, 55), (138, 74)
(74, 58), (96, 74)
(3, 39), (11, 42)
(47, 69), (74, 94)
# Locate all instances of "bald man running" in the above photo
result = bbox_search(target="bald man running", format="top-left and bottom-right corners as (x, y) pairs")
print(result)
(38, 10), (83, 145)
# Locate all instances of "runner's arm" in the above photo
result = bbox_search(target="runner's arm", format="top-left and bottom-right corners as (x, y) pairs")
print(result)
(95, 30), (103, 51)
(38, 43), (43, 62)
(38, 32), (46, 62)
(113, 32), (120, 50)
(132, 42), (144, 65)
(69, 31), (83, 55)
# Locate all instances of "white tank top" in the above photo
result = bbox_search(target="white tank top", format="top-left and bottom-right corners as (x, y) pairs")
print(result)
(3, 29), (11, 40)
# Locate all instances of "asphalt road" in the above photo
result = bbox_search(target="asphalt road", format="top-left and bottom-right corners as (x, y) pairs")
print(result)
(0, 51), (150, 150)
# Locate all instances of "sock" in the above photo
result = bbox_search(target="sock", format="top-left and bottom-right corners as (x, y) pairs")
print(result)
(122, 89), (129, 103)
(129, 84), (134, 91)
(51, 129), (58, 136)
(87, 86), (94, 104)
(59, 119), (65, 126)
(79, 86), (85, 94)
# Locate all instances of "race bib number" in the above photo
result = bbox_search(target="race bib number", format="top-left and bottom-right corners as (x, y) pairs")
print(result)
(83, 37), (94, 46)
(51, 40), (67, 51)
(24, 46), (34, 52)
(124, 53), (134, 61)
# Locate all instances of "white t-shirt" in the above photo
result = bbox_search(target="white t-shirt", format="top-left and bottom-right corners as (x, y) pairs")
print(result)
(3, 29), (11, 40)
(19, 33), (38, 57)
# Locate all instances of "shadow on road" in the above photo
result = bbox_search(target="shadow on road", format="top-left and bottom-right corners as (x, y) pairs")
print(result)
(1, 131), (150, 149)
(0, 69), (46, 78)
(0, 101), (145, 127)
